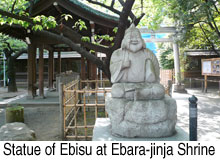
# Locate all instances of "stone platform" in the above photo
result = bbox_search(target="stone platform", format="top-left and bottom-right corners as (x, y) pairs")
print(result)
(92, 118), (189, 141)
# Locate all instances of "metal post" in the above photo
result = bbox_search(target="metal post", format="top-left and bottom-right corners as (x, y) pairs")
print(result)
(201, 80), (204, 92)
(189, 95), (198, 141)
(3, 53), (6, 87)
(100, 56), (103, 88)
(189, 78), (192, 89)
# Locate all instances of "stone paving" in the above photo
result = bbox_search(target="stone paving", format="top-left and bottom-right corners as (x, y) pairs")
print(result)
(174, 88), (220, 141)
(0, 87), (220, 141)
(0, 88), (60, 141)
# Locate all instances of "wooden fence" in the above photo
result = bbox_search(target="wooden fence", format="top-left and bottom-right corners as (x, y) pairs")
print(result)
(60, 79), (111, 140)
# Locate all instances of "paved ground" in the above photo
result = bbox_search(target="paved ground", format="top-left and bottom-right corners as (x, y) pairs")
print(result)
(0, 88), (60, 141)
(174, 88), (220, 141)
(0, 87), (26, 105)
(0, 86), (220, 141)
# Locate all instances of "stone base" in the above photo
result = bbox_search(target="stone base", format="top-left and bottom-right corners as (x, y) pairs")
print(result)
(172, 84), (187, 93)
(92, 118), (188, 141)
(105, 94), (177, 138)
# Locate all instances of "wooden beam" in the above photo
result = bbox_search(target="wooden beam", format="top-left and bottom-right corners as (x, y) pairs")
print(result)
(144, 38), (173, 43)
(31, 34), (62, 45)
(39, 46), (44, 98)
(31, 0), (55, 16)
(27, 44), (37, 98)
(48, 50), (54, 89)
(139, 27), (176, 34)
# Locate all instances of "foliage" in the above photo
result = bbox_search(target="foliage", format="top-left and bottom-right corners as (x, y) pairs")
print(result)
(81, 36), (90, 42)
(0, 34), (27, 52)
(151, 0), (220, 52)
(61, 14), (73, 21)
(0, 0), (57, 31)
(0, 34), (27, 84)
(73, 19), (87, 31)
(158, 43), (174, 69)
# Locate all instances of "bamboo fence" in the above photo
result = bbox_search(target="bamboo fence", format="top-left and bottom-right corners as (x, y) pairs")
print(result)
(61, 79), (111, 140)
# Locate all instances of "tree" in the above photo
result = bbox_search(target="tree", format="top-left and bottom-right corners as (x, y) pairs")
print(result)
(0, 34), (27, 92)
(0, 0), (146, 80)
(151, 0), (220, 55)
(158, 43), (174, 69)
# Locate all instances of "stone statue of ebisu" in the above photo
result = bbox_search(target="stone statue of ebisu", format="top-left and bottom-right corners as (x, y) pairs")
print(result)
(105, 24), (177, 138)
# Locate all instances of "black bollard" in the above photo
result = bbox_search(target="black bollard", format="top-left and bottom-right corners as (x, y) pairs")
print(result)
(189, 95), (198, 141)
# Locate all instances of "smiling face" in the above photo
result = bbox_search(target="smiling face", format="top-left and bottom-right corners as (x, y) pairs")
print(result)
(126, 31), (143, 53)
(121, 26), (146, 53)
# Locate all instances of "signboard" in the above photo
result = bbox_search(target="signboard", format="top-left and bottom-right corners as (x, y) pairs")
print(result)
(202, 58), (220, 76)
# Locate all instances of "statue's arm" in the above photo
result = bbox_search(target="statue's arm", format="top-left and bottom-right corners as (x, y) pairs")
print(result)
(110, 49), (128, 83)
(110, 49), (130, 70)
(145, 49), (160, 82)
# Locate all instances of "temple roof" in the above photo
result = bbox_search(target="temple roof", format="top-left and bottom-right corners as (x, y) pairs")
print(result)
(185, 50), (220, 57)
(32, 0), (119, 28)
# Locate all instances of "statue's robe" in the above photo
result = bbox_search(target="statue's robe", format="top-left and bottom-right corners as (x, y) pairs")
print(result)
(110, 48), (160, 83)
(110, 48), (165, 100)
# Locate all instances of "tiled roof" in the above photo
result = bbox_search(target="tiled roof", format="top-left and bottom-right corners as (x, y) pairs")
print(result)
(34, 0), (119, 22)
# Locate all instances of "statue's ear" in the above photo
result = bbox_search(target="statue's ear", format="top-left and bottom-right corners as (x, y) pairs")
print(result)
(121, 38), (126, 49)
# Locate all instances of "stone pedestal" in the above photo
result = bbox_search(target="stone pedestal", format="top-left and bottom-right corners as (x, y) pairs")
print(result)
(92, 118), (189, 141)
(106, 94), (177, 138)
(172, 84), (187, 93)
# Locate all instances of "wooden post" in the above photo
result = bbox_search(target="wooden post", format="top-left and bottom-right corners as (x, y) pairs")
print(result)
(81, 57), (86, 80)
(89, 21), (97, 81)
(48, 50), (54, 90)
(57, 51), (61, 74)
(39, 46), (44, 98)
(204, 75), (207, 93)
(91, 63), (97, 80)
(87, 60), (91, 80)
(27, 44), (36, 98)
(59, 83), (65, 140)
(33, 48), (37, 96)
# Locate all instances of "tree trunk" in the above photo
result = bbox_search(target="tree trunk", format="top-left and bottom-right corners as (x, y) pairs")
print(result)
(7, 56), (17, 92)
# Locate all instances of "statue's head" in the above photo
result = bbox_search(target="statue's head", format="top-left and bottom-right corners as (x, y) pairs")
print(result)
(121, 24), (146, 53)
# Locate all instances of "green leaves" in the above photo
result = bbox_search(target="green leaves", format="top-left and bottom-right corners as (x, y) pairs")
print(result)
(73, 19), (87, 31)
(94, 35), (114, 42)
(0, 0), (57, 31)
(61, 14), (73, 21)
(81, 36), (90, 42)
(113, 27), (118, 33)
(32, 15), (57, 30)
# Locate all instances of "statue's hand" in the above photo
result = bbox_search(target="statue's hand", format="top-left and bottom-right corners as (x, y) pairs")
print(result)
(122, 60), (131, 69)
(125, 89), (135, 100)
(135, 88), (151, 100)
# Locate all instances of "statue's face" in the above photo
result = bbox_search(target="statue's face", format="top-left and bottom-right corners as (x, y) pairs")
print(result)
(124, 31), (143, 53)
